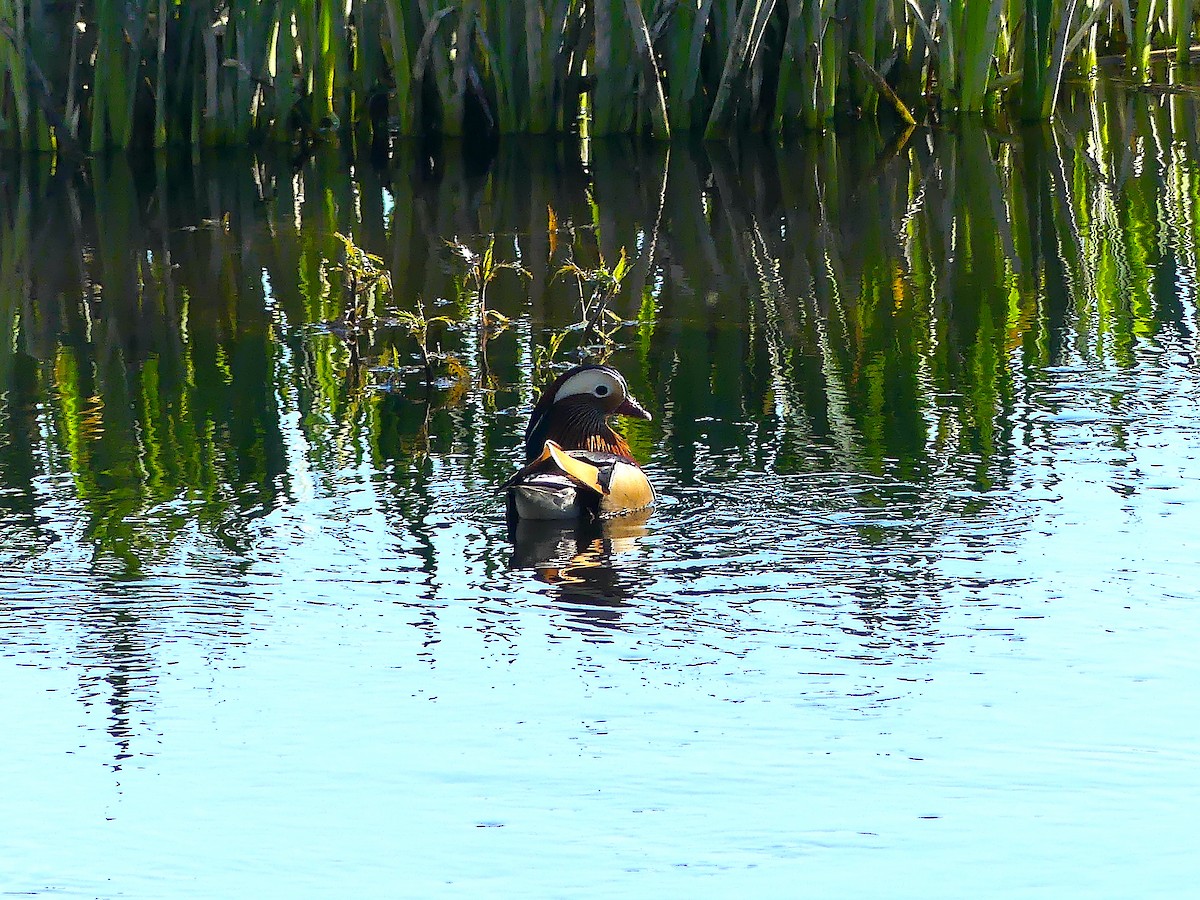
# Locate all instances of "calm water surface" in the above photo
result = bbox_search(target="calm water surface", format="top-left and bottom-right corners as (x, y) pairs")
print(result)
(2, 99), (1199, 896)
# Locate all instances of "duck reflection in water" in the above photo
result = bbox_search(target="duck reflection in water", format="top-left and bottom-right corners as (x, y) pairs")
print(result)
(507, 511), (652, 608)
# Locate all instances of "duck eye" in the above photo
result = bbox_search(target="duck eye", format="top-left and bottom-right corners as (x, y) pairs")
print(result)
(595, 384), (610, 396)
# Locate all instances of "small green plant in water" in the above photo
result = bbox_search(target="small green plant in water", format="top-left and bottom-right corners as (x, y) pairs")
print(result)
(534, 246), (632, 385)
(331, 231), (454, 391)
(333, 232), (390, 324)
(446, 234), (530, 329)
(396, 295), (457, 385)
(445, 234), (530, 389)
(328, 232), (394, 385)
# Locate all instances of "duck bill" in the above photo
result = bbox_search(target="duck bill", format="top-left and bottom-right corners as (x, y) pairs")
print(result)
(616, 394), (652, 421)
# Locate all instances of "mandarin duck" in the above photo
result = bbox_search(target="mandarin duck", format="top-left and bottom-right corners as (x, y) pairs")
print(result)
(503, 365), (655, 521)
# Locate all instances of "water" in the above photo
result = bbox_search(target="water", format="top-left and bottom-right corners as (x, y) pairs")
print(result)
(2, 104), (1199, 895)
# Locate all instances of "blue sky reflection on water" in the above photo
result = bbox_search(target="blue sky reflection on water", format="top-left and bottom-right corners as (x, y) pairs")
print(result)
(2, 114), (1200, 895)
(4, 373), (1197, 897)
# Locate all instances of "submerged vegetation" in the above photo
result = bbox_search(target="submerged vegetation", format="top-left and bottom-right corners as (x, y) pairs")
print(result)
(3, 1), (1200, 149)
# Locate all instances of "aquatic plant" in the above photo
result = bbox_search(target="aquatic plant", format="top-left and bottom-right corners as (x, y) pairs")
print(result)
(534, 243), (633, 381)
(331, 230), (458, 389)
(446, 233), (531, 390)
(446, 234), (529, 332)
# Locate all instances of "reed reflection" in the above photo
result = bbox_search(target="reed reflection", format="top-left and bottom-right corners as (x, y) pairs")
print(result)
(1, 84), (1196, 610)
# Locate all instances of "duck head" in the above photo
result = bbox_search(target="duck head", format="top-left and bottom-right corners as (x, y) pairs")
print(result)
(524, 365), (652, 462)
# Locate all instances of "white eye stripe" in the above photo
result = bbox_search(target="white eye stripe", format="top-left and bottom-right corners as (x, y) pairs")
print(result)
(553, 368), (625, 403)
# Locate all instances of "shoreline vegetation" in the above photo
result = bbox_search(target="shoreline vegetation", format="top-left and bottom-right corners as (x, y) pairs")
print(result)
(2, 1), (1200, 153)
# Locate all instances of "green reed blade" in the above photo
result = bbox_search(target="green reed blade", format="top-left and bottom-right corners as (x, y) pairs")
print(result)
(271, 0), (300, 139)
(473, 2), (507, 133)
(314, 0), (337, 126)
(787, 0), (839, 129)
(383, 0), (416, 134)
(1129, 0), (1163, 76)
(851, 0), (881, 115)
(120, 0), (150, 147)
(409, 4), (455, 131)
(0, 1), (33, 149)
(593, 0), (637, 135)
(704, 0), (778, 139)
(350, 0), (386, 139)
(1172, 0), (1195, 61)
(3, 0), (1193, 143)
(236, 0), (277, 141)
(89, 0), (116, 149)
(421, 0), (457, 125)
(935, 0), (957, 111)
(153, 0), (167, 146)
(662, 0), (710, 131)
(23, 0), (57, 152)
(198, 5), (220, 143)
(523, 0), (546, 133)
(446, 0), (476, 135)
(1042, 0), (1083, 120)
(817, 2), (841, 125)
(167, 2), (197, 142)
(710, 0), (736, 72)
(623, 0), (669, 138)
(1020, 0), (1060, 120)
(773, 0), (801, 131)
(958, 0), (1004, 111)
(526, 0), (574, 135)
(474, 5), (514, 132)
